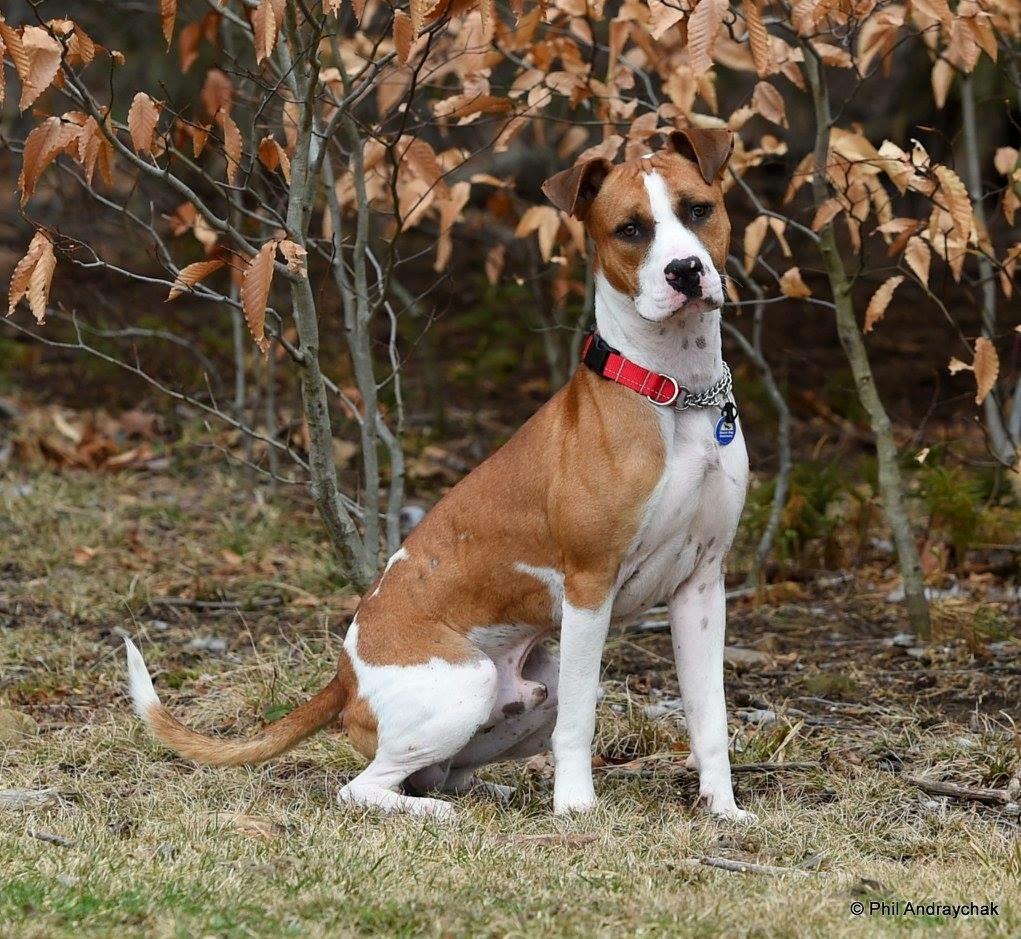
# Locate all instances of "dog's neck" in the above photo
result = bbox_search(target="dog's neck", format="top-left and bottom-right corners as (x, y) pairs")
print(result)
(593, 274), (724, 392)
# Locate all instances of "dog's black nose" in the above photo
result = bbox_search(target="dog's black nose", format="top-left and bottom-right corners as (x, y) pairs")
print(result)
(664, 257), (704, 294)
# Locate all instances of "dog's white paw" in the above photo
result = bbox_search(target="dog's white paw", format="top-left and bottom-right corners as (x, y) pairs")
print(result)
(711, 806), (758, 825)
(553, 782), (597, 815)
(698, 791), (757, 824)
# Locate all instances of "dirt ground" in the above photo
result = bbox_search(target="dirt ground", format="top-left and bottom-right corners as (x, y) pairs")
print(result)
(0, 465), (1018, 938)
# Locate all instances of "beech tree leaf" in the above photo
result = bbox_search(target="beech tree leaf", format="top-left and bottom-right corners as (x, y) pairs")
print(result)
(128, 92), (161, 154)
(393, 10), (413, 66)
(904, 236), (931, 285)
(972, 337), (999, 405)
(160, 0), (177, 46)
(277, 239), (307, 274)
(220, 111), (243, 186)
(687, 0), (728, 76)
(19, 26), (63, 112)
(863, 275), (904, 333)
(743, 0), (773, 75)
(27, 234), (56, 324)
(743, 215), (768, 272)
(779, 267), (812, 298)
(253, 0), (277, 65)
(241, 243), (275, 354)
(167, 258), (225, 301)
(18, 116), (80, 205)
(7, 231), (49, 316)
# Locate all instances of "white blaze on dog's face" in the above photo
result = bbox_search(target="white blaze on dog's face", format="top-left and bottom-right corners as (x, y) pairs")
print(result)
(542, 129), (733, 323)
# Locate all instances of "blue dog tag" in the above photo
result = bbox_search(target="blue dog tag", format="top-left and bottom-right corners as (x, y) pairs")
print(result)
(715, 417), (736, 446)
(715, 402), (738, 446)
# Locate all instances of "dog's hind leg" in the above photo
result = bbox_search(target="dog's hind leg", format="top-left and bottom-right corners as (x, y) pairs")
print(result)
(338, 635), (499, 820)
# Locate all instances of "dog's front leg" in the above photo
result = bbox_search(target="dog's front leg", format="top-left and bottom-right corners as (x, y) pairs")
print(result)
(551, 593), (613, 815)
(669, 577), (756, 823)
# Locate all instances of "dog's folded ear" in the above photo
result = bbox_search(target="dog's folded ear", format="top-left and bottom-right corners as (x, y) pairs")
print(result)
(669, 128), (734, 185)
(541, 158), (612, 221)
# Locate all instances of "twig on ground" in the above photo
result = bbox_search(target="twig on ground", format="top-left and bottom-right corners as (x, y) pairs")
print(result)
(28, 829), (77, 848)
(0, 789), (59, 809)
(147, 597), (285, 611)
(679, 856), (813, 876)
(602, 760), (817, 779)
(901, 774), (1010, 806)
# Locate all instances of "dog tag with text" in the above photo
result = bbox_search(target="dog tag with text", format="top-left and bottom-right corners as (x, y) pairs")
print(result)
(715, 402), (738, 447)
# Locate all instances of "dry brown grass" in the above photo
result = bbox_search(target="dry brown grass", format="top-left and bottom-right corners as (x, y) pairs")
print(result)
(1, 469), (1018, 937)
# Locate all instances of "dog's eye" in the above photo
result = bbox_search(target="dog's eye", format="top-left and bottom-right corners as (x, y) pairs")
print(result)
(690, 203), (712, 221)
(616, 222), (640, 238)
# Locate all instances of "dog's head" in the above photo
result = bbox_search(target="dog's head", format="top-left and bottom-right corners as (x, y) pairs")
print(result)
(542, 129), (733, 323)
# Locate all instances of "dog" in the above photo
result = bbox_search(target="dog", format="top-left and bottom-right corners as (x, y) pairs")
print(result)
(125, 126), (754, 823)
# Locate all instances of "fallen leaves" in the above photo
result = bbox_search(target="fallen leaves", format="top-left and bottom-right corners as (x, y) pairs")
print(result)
(202, 812), (285, 840)
(9, 404), (165, 471)
(0, 709), (38, 744)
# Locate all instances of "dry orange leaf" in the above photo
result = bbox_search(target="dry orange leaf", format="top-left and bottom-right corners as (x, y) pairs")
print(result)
(277, 239), (307, 274)
(220, 111), (243, 186)
(972, 337), (999, 405)
(863, 275), (904, 332)
(934, 165), (972, 243)
(167, 259), (225, 301)
(19, 26), (62, 112)
(18, 115), (80, 205)
(779, 267), (812, 298)
(743, 215), (768, 272)
(811, 198), (843, 231)
(752, 81), (786, 126)
(393, 10), (413, 65)
(27, 235), (56, 325)
(241, 242), (275, 354)
(515, 205), (561, 263)
(8, 231), (48, 316)
(410, 0), (431, 36)
(253, 0), (276, 65)
(160, 0), (177, 45)
(128, 92), (161, 155)
(743, 0), (772, 75)
(687, 0), (728, 76)
(0, 32), (6, 108)
(257, 136), (291, 183)
(200, 68), (234, 118)
(904, 236), (930, 284)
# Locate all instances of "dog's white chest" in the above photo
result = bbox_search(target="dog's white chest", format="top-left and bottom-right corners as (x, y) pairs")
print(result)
(612, 407), (748, 621)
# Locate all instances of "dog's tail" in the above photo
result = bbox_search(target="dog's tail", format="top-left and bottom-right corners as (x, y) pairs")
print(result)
(124, 637), (349, 767)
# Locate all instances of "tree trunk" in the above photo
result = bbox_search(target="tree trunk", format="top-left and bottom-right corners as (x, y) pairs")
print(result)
(961, 74), (1018, 465)
(802, 51), (931, 636)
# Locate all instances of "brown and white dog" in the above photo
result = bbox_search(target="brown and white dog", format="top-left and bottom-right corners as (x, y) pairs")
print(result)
(125, 127), (754, 822)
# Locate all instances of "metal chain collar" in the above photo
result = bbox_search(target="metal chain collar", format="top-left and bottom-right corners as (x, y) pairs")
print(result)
(674, 361), (733, 411)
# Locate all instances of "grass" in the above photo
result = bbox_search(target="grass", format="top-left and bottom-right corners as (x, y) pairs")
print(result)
(1, 468), (1019, 937)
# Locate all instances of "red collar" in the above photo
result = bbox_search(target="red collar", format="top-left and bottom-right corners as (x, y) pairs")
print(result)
(581, 332), (686, 407)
